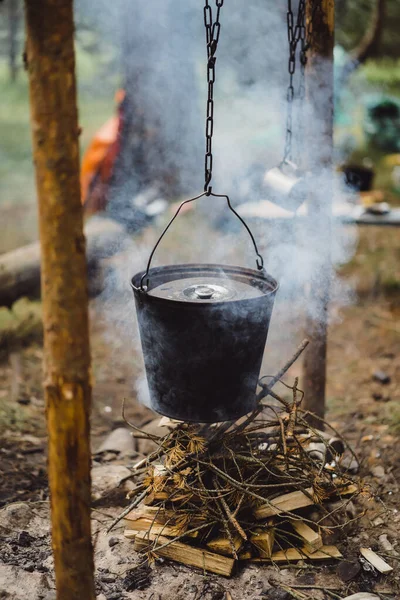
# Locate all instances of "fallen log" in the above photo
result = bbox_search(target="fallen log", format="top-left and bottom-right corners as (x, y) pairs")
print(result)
(0, 217), (126, 307)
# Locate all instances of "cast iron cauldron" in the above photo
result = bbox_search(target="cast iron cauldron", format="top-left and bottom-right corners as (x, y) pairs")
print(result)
(131, 192), (279, 423)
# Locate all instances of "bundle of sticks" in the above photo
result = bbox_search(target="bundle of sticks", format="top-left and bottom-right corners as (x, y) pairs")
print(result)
(110, 340), (365, 576)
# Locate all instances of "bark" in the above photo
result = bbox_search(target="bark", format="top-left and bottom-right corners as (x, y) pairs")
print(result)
(24, 1), (95, 599)
(0, 217), (126, 308)
(302, 0), (335, 428)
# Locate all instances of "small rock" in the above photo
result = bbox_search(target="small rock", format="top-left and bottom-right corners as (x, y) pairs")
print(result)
(17, 397), (31, 405)
(122, 566), (151, 592)
(91, 464), (133, 501)
(96, 428), (135, 457)
(136, 417), (170, 456)
(371, 465), (385, 479)
(337, 560), (361, 582)
(96, 595), (107, 600)
(0, 504), (33, 529)
(372, 517), (385, 527)
(372, 370), (391, 385)
(99, 574), (116, 583)
(379, 533), (399, 555)
(17, 531), (34, 547)
(341, 456), (360, 474)
(41, 593), (57, 600)
(342, 595), (380, 600)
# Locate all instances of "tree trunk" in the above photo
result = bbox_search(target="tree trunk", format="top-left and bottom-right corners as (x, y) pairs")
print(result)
(24, 1), (95, 599)
(339, 0), (385, 88)
(302, 0), (335, 429)
(8, 0), (19, 82)
(0, 217), (126, 308)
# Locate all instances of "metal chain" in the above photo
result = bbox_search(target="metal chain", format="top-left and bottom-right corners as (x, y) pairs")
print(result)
(283, 0), (306, 163)
(203, 0), (224, 195)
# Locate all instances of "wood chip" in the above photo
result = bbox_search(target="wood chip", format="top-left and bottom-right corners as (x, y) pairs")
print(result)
(133, 531), (235, 577)
(254, 488), (315, 519)
(250, 527), (275, 558)
(360, 547), (393, 574)
(291, 519), (323, 553)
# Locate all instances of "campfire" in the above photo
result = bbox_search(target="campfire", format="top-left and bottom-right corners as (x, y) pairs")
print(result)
(108, 341), (365, 577)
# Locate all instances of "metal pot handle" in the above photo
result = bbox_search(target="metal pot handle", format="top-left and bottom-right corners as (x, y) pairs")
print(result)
(140, 191), (264, 290)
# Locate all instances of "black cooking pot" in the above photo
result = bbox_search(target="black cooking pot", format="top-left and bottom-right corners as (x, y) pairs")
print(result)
(131, 192), (279, 422)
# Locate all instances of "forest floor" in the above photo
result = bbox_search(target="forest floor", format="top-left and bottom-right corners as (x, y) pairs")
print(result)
(0, 221), (399, 600)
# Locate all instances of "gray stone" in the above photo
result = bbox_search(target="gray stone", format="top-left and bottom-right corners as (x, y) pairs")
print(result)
(96, 428), (135, 457)
(342, 595), (380, 600)
(0, 565), (52, 600)
(91, 464), (133, 501)
(372, 370), (391, 384)
(371, 465), (385, 479)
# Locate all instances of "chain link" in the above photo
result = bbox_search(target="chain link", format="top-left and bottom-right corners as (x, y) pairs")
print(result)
(203, 0), (224, 195)
(283, 0), (306, 163)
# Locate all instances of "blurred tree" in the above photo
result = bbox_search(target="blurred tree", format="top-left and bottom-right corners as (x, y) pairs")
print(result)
(0, 0), (23, 82)
(7, 0), (19, 82)
(336, 0), (400, 59)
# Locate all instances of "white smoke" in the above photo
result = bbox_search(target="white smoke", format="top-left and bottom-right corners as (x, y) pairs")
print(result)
(79, 1), (358, 392)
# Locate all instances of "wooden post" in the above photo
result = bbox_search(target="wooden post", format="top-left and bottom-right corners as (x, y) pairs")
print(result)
(24, 1), (95, 599)
(302, 0), (335, 428)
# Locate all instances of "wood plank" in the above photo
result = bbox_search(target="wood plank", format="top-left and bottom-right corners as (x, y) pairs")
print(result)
(133, 531), (235, 577)
(360, 547), (393, 574)
(250, 527), (275, 558)
(124, 519), (198, 539)
(254, 488), (315, 520)
(291, 519), (323, 553)
(207, 534), (243, 557)
(244, 545), (342, 563)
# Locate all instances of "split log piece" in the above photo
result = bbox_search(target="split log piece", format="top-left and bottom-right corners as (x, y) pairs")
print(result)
(254, 488), (315, 520)
(290, 519), (323, 553)
(207, 533), (243, 557)
(133, 531), (235, 577)
(246, 545), (342, 563)
(250, 525), (275, 558)
(124, 524), (199, 539)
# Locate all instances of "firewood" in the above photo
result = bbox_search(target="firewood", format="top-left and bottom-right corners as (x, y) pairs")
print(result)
(360, 547), (393, 574)
(207, 533), (243, 557)
(133, 531), (235, 577)
(291, 519), (323, 553)
(338, 484), (358, 497)
(254, 488), (315, 519)
(125, 505), (171, 525)
(246, 545), (342, 563)
(250, 526), (275, 558)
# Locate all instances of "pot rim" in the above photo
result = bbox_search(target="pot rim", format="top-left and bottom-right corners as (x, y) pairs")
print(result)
(131, 263), (279, 306)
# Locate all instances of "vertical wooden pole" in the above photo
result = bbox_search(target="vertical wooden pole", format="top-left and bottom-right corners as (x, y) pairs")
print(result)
(302, 0), (335, 428)
(24, 1), (95, 599)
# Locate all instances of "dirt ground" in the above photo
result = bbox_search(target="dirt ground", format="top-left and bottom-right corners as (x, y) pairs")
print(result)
(0, 223), (399, 599)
